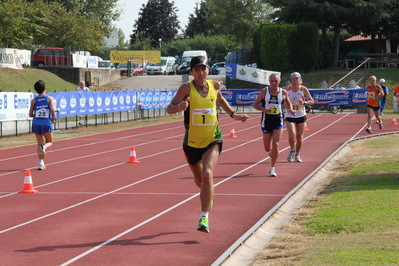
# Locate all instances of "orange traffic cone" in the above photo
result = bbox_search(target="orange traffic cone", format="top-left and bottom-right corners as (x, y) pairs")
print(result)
(390, 116), (398, 125)
(126, 146), (140, 163)
(228, 126), (237, 138)
(19, 169), (38, 193)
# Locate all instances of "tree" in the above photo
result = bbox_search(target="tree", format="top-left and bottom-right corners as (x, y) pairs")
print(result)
(206, 0), (274, 48)
(184, 1), (215, 38)
(131, 0), (180, 48)
(0, 0), (45, 48)
(266, 0), (398, 68)
(45, 0), (121, 35)
(33, 2), (105, 51)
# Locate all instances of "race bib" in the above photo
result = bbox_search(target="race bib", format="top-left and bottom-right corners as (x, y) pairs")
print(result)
(293, 104), (301, 111)
(368, 91), (376, 98)
(266, 103), (280, 114)
(192, 108), (216, 126)
(35, 108), (50, 118)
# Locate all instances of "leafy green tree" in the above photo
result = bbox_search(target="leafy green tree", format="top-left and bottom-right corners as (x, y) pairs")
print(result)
(206, 0), (274, 48)
(0, 0), (45, 48)
(45, 0), (120, 35)
(185, 1), (215, 38)
(33, 2), (105, 51)
(131, 0), (180, 48)
(267, 0), (398, 68)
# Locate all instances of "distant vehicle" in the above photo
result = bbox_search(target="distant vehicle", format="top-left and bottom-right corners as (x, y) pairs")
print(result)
(98, 60), (115, 69)
(176, 61), (191, 75)
(147, 56), (176, 75)
(181, 50), (208, 62)
(31, 47), (73, 67)
(210, 62), (226, 75)
(117, 62), (143, 76)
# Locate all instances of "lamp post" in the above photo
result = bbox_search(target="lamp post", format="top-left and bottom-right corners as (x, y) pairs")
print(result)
(158, 38), (162, 49)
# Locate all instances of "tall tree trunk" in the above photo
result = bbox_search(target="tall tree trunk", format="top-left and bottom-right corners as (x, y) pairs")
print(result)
(321, 25), (330, 68)
(330, 25), (341, 68)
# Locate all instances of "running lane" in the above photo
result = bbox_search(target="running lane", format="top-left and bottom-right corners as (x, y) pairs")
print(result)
(0, 114), (397, 265)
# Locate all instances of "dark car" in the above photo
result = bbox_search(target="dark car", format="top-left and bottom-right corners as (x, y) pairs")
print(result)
(176, 61), (191, 75)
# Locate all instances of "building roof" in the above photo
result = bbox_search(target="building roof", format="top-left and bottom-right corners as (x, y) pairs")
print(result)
(345, 35), (372, 42)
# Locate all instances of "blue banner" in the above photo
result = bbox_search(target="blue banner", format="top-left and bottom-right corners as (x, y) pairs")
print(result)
(309, 88), (367, 106)
(46, 90), (137, 118)
(138, 90), (176, 110)
(221, 88), (368, 107)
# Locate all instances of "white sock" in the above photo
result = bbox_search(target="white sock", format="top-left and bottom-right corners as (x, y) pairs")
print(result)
(42, 144), (46, 152)
(200, 212), (209, 218)
(39, 159), (44, 165)
(270, 167), (275, 171)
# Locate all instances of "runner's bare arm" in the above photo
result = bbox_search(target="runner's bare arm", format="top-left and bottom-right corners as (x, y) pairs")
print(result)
(167, 83), (190, 114)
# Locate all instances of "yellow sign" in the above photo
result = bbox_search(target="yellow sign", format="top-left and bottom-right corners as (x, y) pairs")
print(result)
(110, 50), (161, 64)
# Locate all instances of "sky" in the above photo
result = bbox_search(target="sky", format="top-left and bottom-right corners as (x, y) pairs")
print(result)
(114, 0), (199, 41)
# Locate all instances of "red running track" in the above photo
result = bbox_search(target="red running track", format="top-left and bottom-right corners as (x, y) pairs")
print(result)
(1, 113), (398, 266)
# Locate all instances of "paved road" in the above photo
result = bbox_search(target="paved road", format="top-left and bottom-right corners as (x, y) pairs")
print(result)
(105, 74), (226, 91)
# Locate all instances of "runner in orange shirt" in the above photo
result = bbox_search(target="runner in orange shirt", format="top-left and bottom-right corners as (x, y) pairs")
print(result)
(365, 76), (383, 134)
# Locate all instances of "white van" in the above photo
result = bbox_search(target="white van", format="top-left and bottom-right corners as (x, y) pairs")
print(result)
(147, 56), (176, 75)
(181, 50), (208, 62)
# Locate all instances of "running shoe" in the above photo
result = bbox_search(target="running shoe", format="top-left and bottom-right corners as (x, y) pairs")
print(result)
(269, 168), (277, 177)
(197, 216), (210, 233)
(38, 163), (46, 170)
(295, 154), (302, 162)
(366, 128), (372, 134)
(287, 150), (295, 162)
(379, 120), (383, 130)
(78, 121), (83, 126)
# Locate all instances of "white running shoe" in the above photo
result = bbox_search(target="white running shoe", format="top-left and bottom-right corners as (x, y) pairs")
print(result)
(287, 150), (295, 162)
(38, 144), (45, 156)
(38, 163), (46, 170)
(269, 168), (277, 177)
(295, 154), (302, 162)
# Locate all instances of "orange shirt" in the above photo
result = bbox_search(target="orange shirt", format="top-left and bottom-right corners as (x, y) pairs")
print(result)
(394, 85), (399, 103)
(367, 86), (380, 107)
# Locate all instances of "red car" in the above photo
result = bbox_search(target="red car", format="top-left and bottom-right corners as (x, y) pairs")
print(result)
(117, 62), (143, 76)
(31, 47), (73, 67)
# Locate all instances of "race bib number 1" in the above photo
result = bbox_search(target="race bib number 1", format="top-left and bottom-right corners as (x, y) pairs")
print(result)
(192, 108), (216, 126)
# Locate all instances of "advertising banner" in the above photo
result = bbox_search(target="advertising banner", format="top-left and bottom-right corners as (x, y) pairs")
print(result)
(72, 54), (87, 68)
(0, 48), (31, 69)
(309, 88), (367, 106)
(49, 90), (137, 118)
(110, 50), (161, 64)
(225, 63), (279, 86)
(138, 90), (176, 110)
(221, 88), (368, 107)
(0, 92), (33, 121)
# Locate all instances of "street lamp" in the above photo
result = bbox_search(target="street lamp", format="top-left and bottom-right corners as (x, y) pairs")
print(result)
(158, 38), (162, 49)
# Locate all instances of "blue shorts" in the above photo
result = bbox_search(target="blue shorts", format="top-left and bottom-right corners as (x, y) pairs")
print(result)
(261, 125), (284, 134)
(32, 124), (53, 134)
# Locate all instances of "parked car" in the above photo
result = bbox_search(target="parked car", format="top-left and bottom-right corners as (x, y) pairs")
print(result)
(176, 61), (191, 75)
(31, 47), (73, 67)
(210, 62), (226, 75)
(147, 56), (176, 75)
(98, 60), (115, 69)
(117, 62), (143, 76)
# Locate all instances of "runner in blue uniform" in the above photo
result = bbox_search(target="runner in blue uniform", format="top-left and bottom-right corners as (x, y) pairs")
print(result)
(29, 80), (56, 170)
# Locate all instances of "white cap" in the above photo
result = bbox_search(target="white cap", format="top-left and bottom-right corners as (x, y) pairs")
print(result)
(380, 78), (385, 83)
